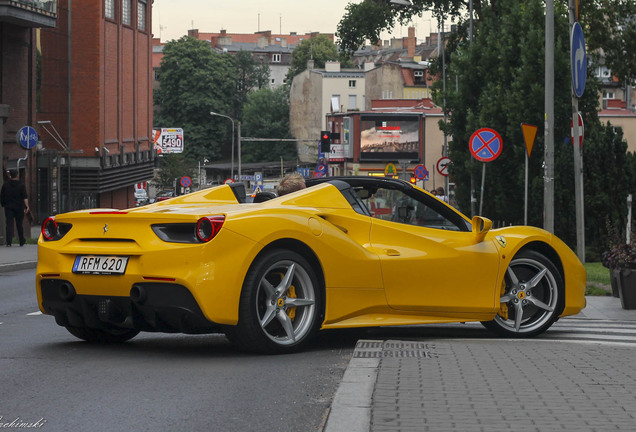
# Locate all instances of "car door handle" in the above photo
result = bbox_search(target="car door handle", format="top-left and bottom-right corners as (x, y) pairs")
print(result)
(384, 249), (400, 256)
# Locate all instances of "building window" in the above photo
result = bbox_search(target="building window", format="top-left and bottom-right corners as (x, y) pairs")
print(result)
(348, 95), (357, 110)
(137, 0), (147, 31)
(349, 80), (356, 88)
(105, 0), (115, 19)
(272, 54), (281, 63)
(122, 0), (131, 25)
(603, 91), (615, 100)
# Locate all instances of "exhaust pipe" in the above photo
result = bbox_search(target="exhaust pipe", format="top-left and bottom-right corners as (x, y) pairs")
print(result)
(59, 282), (76, 301)
(130, 284), (147, 304)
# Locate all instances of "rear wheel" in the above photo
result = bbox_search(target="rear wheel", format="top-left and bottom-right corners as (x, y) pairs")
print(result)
(482, 250), (563, 338)
(226, 249), (322, 354)
(65, 326), (139, 343)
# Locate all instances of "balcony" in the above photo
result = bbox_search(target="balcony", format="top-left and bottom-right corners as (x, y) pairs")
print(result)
(0, 0), (57, 28)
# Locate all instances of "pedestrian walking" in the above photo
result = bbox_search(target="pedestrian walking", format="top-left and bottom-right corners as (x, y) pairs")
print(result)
(1, 169), (30, 246)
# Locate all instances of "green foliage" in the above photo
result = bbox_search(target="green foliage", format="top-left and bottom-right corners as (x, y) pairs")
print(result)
(154, 36), (237, 162)
(584, 0), (636, 83)
(286, 35), (344, 82)
(152, 154), (196, 191)
(337, 0), (474, 54)
(241, 86), (296, 163)
(234, 50), (270, 119)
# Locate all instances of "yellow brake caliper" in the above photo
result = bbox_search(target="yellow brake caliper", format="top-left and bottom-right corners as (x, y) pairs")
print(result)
(498, 278), (509, 320)
(287, 285), (297, 320)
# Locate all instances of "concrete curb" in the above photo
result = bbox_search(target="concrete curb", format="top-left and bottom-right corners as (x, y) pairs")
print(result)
(0, 260), (37, 273)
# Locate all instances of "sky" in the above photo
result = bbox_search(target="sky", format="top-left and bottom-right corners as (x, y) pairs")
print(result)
(151, 0), (439, 44)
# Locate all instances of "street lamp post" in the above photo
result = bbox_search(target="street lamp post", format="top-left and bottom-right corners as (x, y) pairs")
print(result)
(210, 111), (235, 179)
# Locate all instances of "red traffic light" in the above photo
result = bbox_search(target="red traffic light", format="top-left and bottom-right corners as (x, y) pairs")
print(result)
(409, 176), (417, 184)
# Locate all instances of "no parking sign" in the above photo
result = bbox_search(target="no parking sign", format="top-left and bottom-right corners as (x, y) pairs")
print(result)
(469, 128), (503, 162)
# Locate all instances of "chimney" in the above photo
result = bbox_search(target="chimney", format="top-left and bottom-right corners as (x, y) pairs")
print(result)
(325, 61), (340, 72)
(408, 27), (415, 58)
(220, 29), (226, 36)
(307, 59), (314, 70)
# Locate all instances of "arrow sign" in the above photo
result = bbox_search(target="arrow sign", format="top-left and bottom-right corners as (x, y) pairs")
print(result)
(571, 22), (587, 98)
(521, 123), (538, 157)
(436, 157), (451, 176)
(469, 128), (503, 162)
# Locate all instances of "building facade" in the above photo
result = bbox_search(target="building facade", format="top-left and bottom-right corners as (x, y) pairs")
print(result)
(37, 0), (154, 217)
(0, 0), (57, 243)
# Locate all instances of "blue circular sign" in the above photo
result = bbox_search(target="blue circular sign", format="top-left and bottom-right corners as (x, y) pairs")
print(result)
(17, 126), (38, 150)
(180, 176), (192, 188)
(571, 22), (587, 98)
(413, 164), (428, 180)
(469, 128), (503, 163)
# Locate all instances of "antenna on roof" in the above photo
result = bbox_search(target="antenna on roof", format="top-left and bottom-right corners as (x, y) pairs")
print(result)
(280, 14), (282, 35)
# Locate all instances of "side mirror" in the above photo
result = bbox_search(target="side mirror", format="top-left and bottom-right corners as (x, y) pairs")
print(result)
(472, 216), (492, 243)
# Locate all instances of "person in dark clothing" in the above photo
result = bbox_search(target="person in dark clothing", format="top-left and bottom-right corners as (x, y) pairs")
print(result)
(1, 169), (30, 246)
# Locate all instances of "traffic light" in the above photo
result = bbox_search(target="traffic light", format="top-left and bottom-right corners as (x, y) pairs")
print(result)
(409, 176), (417, 184)
(320, 131), (331, 153)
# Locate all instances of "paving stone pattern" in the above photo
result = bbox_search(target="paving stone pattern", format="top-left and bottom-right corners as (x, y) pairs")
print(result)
(371, 340), (636, 431)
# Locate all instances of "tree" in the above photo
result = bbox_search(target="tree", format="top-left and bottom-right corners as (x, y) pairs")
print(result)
(234, 50), (270, 120)
(585, 0), (636, 84)
(336, 0), (473, 54)
(152, 154), (196, 191)
(154, 36), (237, 161)
(285, 34), (351, 83)
(241, 86), (297, 163)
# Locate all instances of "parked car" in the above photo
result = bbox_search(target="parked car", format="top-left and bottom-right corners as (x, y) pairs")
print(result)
(154, 190), (175, 202)
(36, 177), (586, 353)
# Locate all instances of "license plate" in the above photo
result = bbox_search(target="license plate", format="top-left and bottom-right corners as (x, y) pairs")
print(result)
(73, 255), (129, 275)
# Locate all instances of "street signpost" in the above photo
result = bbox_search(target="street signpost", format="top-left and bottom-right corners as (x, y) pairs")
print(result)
(413, 164), (428, 180)
(570, 112), (584, 148)
(384, 162), (397, 177)
(17, 126), (38, 150)
(436, 157), (451, 177)
(521, 123), (538, 225)
(470, 128), (503, 214)
(180, 176), (192, 189)
(571, 22), (587, 98)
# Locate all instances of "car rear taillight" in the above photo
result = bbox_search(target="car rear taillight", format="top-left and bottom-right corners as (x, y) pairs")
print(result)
(41, 216), (72, 241)
(42, 217), (58, 240)
(196, 215), (225, 242)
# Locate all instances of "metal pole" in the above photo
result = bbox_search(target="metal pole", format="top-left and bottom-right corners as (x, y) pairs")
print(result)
(238, 121), (242, 178)
(68, 0), (72, 212)
(628, 194), (632, 244)
(525, 153), (528, 225)
(479, 163), (486, 215)
(569, 1), (585, 262)
(544, 0), (555, 232)
(209, 112), (235, 179)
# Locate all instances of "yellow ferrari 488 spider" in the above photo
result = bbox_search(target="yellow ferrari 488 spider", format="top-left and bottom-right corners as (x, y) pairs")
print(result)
(36, 177), (586, 353)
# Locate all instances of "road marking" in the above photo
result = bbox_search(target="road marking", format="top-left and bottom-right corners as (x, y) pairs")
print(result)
(27, 311), (42, 316)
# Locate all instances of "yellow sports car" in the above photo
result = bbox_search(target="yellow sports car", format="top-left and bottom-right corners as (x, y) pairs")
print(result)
(36, 177), (586, 353)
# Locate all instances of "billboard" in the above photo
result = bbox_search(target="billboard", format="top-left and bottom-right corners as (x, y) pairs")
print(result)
(359, 115), (420, 161)
(152, 128), (184, 154)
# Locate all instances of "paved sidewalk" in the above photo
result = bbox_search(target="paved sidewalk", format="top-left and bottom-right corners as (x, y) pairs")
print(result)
(325, 296), (636, 432)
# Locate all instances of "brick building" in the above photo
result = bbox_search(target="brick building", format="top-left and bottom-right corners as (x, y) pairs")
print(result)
(0, 0), (56, 243)
(37, 0), (154, 217)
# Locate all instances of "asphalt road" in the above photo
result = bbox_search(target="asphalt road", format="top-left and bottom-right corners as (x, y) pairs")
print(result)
(0, 269), (355, 432)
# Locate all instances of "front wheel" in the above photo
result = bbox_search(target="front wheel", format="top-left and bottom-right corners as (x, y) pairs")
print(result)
(482, 250), (563, 338)
(226, 249), (322, 354)
(65, 326), (139, 343)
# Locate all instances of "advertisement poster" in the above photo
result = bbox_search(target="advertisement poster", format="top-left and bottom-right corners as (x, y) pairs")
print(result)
(152, 128), (184, 154)
(359, 115), (420, 160)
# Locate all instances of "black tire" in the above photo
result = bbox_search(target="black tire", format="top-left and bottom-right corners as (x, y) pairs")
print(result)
(65, 326), (139, 343)
(482, 249), (563, 338)
(226, 249), (322, 354)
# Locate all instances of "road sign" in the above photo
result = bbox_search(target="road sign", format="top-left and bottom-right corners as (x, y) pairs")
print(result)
(224, 178), (234, 184)
(252, 184), (262, 194)
(571, 22), (587, 98)
(521, 123), (538, 157)
(254, 172), (263, 184)
(436, 157), (451, 176)
(469, 128), (503, 162)
(180, 176), (192, 188)
(17, 126), (38, 150)
(316, 163), (327, 175)
(570, 112), (584, 148)
(413, 164), (428, 180)
(384, 162), (397, 177)
(297, 167), (310, 178)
